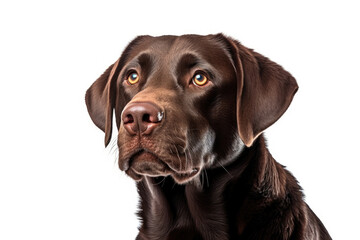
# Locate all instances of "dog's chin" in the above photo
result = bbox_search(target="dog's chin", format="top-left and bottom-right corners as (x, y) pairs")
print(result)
(125, 151), (200, 184)
(170, 168), (200, 184)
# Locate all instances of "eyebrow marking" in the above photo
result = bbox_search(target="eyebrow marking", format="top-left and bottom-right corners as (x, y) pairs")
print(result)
(176, 53), (216, 80)
(121, 52), (154, 77)
(178, 53), (200, 69)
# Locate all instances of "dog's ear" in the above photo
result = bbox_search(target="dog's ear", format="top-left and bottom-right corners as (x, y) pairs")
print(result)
(85, 59), (120, 147)
(222, 35), (298, 147)
(85, 36), (149, 147)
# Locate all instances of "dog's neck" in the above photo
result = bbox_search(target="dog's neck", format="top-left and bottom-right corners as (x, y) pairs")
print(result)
(136, 135), (288, 239)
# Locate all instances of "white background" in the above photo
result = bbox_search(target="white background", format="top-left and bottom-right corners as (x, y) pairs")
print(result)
(1, 0), (359, 239)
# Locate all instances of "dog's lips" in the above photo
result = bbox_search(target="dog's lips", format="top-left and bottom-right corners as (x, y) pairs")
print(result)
(125, 150), (200, 183)
(171, 168), (200, 184)
(125, 168), (143, 181)
(127, 151), (169, 177)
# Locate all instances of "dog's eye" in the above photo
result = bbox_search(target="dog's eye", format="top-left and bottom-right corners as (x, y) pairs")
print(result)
(127, 72), (140, 85)
(192, 73), (208, 86)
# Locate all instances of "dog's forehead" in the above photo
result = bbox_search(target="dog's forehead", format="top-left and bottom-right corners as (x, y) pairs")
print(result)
(128, 35), (232, 64)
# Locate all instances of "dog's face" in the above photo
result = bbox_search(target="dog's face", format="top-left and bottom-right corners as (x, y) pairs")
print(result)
(116, 35), (240, 183)
(86, 34), (298, 184)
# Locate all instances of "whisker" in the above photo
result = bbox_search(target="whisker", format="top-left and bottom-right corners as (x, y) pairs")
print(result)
(173, 136), (187, 143)
(201, 169), (204, 188)
(172, 181), (177, 190)
(161, 177), (167, 187)
(153, 177), (166, 186)
(218, 161), (233, 178)
(204, 168), (209, 188)
(173, 143), (183, 171)
(108, 138), (117, 154)
(107, 138), (119, 165)
(184, 149), (190, 171)
(187, 148), (194, 171)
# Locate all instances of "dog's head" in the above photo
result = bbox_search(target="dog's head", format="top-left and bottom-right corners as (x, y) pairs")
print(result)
(86, 34), (298, 184)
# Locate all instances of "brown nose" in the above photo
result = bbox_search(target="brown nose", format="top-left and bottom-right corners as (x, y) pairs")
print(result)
(122, 102), (164, 135)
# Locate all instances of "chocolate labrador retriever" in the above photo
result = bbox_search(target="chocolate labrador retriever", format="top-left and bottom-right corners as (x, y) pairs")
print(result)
(85, 34), (331, 240)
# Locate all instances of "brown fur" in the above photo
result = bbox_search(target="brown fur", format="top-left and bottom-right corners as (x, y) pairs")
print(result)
(85, 34), (331, 239)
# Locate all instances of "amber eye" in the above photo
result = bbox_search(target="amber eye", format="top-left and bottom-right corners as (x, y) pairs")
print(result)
(192, 73), (208, 86)
(127, 72), (140, 85)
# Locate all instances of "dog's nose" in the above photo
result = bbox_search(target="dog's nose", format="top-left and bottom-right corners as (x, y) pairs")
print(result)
(122, 102), (164, 135)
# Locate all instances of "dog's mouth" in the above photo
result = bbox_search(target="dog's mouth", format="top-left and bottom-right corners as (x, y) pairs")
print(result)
(125, 150), (199, 184)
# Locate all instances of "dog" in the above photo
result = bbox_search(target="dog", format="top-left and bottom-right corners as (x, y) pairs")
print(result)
(85, 34), (331, 240)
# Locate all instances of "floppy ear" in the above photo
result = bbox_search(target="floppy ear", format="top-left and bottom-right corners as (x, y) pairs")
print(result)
(224, 37), (298, 147)
(85, 59), (120, 147)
